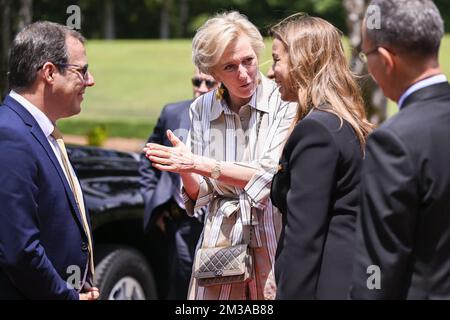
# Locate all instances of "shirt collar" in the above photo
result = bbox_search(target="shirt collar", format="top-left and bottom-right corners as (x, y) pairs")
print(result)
(398, 74), (448, 109)
(9, 90), (55, 137)
(209, 72), (270, 121)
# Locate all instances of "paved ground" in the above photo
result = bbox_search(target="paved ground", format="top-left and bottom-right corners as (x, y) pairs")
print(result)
(64, 134), (146, 153)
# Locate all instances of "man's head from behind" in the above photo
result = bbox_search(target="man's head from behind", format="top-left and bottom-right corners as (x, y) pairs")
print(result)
(8, 21), (94, 122)
(362, 0), (444, 100)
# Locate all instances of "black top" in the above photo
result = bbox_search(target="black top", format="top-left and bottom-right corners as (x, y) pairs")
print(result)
(271, 109), (362, 299)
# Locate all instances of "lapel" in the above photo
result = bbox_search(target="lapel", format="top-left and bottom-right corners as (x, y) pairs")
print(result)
(176, 100), (192, 146)
(3, 95), (86, 231)
(171, 100), (192, 191)
(178, 100), (192, 132)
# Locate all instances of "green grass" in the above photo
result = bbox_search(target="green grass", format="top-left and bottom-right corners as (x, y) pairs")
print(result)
(59, 36), (450, 138)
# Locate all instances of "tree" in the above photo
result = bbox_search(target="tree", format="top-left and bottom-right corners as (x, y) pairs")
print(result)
(159, 0), (172, 39)
(179, 0), (189, 38)
(343, 0), (387, 125)
(18, 0), (33, 31)
(0, 0), (34, 98)
(103, 0), (116, 39)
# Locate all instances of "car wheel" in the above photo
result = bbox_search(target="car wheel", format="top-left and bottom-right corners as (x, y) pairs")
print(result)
(94, 246), (158, 300)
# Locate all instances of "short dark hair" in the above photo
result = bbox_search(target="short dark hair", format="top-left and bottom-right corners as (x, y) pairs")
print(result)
(365, 0), (444, 57)
(8, 21), (86, 90)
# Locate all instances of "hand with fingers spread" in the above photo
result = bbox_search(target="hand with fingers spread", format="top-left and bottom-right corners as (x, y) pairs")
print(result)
(143, 130), (197, 174)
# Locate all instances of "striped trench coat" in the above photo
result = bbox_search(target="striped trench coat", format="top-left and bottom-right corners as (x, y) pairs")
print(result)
(183, 74), (296, 300)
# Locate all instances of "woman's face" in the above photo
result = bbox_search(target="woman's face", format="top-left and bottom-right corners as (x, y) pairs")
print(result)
(211, 35), (259, 107)
(271, 37), (297, 102)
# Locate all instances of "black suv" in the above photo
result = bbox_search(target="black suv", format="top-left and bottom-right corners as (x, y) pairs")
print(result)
(68, 144), (168, 300)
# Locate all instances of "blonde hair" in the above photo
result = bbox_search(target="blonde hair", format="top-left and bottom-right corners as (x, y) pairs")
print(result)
(270, 13), (374, 148)
(192, 11), (264, 74)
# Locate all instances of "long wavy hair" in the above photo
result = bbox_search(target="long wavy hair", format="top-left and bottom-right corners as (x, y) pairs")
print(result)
(270, 13), (374, 148)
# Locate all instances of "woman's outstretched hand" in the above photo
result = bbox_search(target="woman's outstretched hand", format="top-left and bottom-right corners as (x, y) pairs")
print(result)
(143, 130), (196, 173)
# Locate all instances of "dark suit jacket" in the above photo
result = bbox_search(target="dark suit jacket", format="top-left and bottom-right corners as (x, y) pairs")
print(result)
(271, 109), (362, 299)
(0, 95), (92, 300)
(350, 82), (450, 299)
(139, 100), (192, 233)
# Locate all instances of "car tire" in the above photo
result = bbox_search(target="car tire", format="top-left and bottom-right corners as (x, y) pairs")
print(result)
(94, 245), (158, 300)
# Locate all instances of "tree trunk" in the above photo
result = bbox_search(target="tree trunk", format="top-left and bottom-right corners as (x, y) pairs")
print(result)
(343, 0), (387, 125)
(179, 0), (189, 38)
(0, 0), (12, 98)
(159, 0), (171, 39)
(104, 0), (115, 40)
(18, 0), (33, 31)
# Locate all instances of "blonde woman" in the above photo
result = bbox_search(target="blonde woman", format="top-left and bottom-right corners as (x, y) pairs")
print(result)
(144, 11), (296, 300)
(269, 14), (374, 299)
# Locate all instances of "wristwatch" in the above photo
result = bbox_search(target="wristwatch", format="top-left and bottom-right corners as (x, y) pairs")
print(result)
(211, 161), (221, 180)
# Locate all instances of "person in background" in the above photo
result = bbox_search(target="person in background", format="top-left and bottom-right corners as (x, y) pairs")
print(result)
(138, 68), (218, 299)
(144, 11), (296, 300)
(351, 0), (450, 299)
(0, 21), (98, 300)
(269, 13), (373, 299)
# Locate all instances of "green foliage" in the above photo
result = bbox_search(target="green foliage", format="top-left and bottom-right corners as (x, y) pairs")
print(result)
(188, 14), (211, 35)
(31, 0), (450, 39)
(313, 0), (342, 15)
(87, 125), (108, 147)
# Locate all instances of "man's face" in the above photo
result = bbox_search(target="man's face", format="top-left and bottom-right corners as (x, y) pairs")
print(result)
(53, 36), (95, 119)
(192, 71), (218, 98)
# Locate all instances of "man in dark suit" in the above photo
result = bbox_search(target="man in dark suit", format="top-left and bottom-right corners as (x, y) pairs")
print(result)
(139, 69), (218, 299)
(0, 21), (98, 300)
(351, 0), (450, 299)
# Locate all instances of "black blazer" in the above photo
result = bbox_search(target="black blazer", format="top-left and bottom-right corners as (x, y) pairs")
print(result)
(139, 100), (192, 233)
(350, 82), (450, 299)
(271, 109), (362, 299)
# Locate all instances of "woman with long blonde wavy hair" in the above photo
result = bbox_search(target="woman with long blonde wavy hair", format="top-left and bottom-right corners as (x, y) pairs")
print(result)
(269, 13), (374, 299)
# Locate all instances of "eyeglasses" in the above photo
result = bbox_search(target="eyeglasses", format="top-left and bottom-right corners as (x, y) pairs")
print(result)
(359, 47), (379, 63)
(57, 63), (89, 78)
(191, 77), (217, 89)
